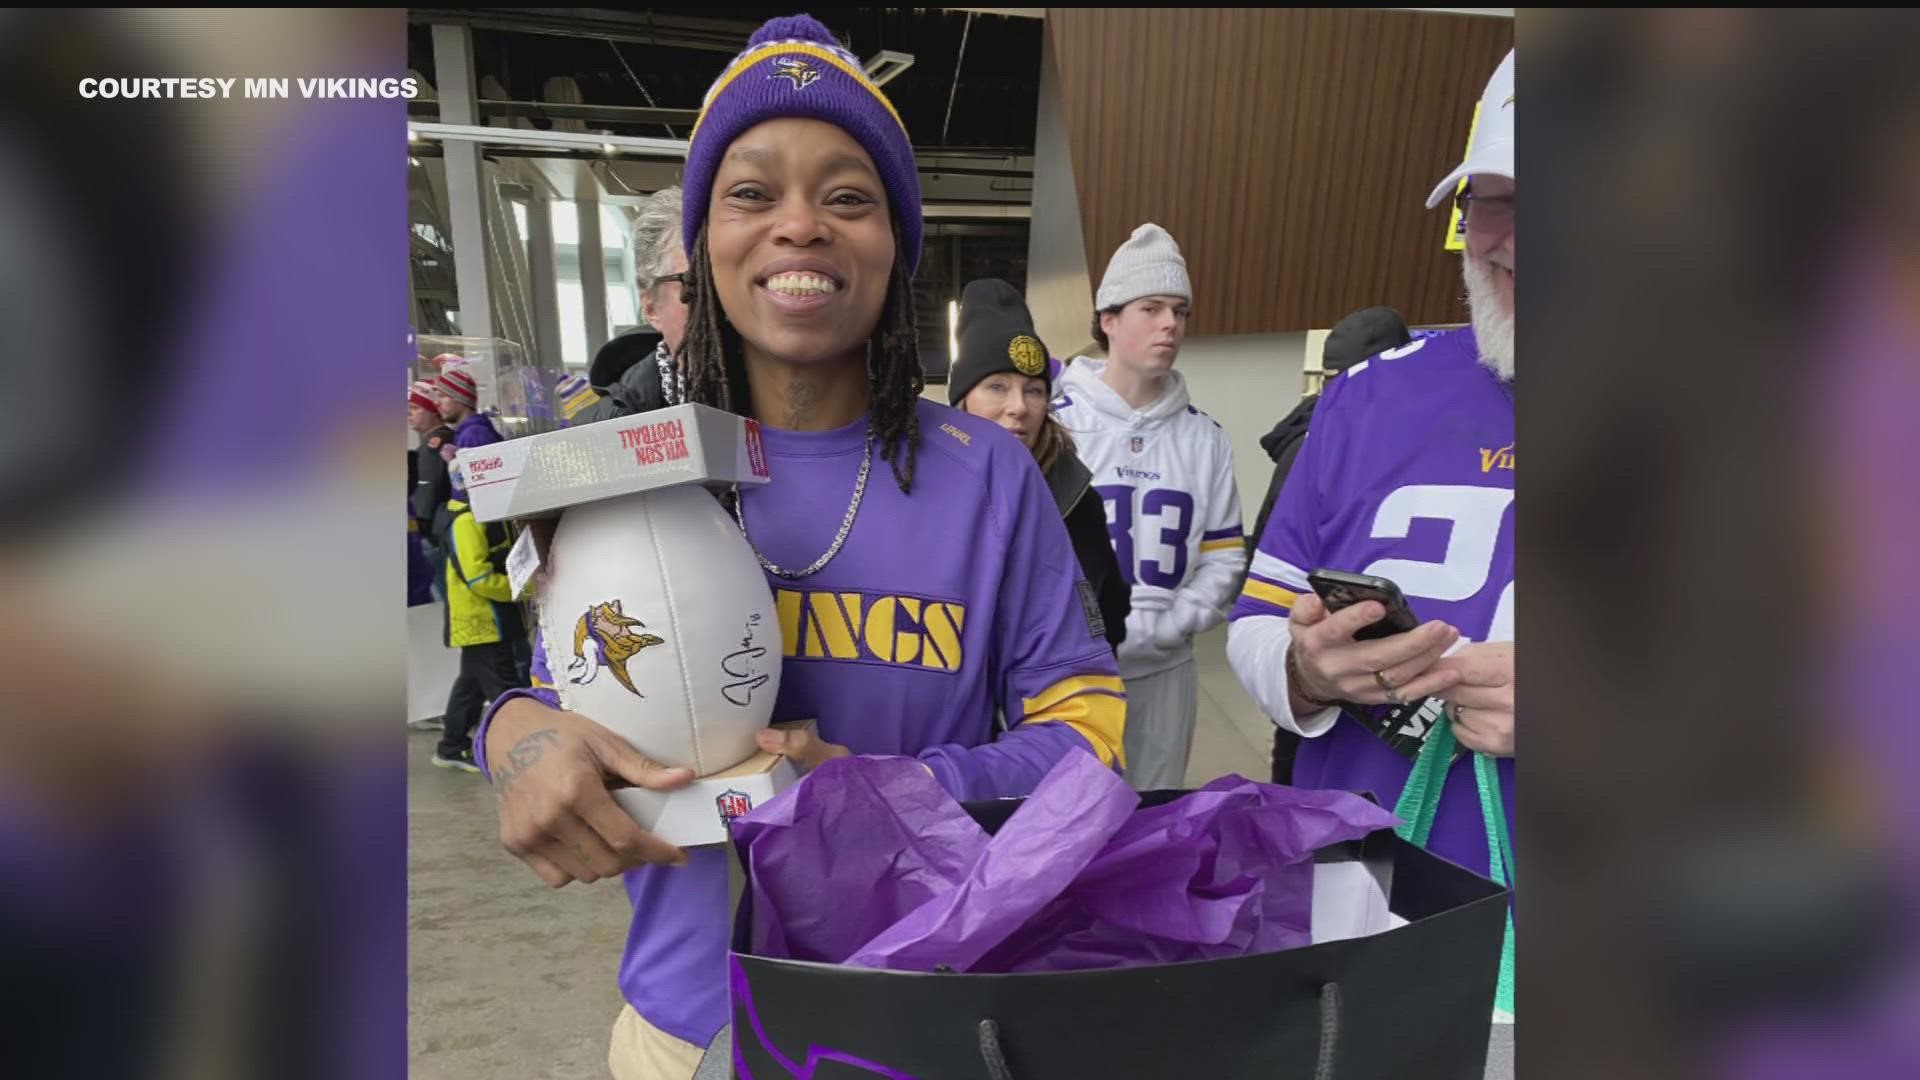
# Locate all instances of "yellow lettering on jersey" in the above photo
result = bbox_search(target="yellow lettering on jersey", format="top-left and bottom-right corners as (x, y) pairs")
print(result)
(773, 589), (966, 671)
(775, 588), (805, 658)
(894, 599), (923, 666)
(922, 602), (965, 671)
(805, 592), (865, 659)
(865, 596), (923, 665)
(863, 596), (894, 662)
(1478, 444), (1516, 474)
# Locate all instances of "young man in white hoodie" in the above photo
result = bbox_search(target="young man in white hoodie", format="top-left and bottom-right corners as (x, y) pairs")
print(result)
(1054, 223), (1246, 791)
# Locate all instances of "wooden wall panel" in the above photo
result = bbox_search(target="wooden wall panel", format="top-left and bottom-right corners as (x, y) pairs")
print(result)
(1048, 8), (1513, 334)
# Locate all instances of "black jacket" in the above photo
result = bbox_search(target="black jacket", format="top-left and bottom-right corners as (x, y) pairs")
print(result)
(411, 424), (456, 535)
(1249, 395), (1318, 554)
(1044, 449), (1130, 654)
(1249, 398), (1319, 785)
(575, 337), (676, 425)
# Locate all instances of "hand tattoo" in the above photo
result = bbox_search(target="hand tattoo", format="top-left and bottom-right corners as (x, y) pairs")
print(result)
(493, 728), (560, 797)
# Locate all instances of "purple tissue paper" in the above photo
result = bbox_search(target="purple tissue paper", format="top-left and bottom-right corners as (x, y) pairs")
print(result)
(734, 748), (1401, 974)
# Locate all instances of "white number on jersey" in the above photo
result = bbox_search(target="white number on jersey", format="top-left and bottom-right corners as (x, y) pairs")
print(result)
(1363, 484), (1514, 642)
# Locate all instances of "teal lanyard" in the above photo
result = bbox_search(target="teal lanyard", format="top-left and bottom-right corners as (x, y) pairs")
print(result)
(1391, 718), (1515, 1018)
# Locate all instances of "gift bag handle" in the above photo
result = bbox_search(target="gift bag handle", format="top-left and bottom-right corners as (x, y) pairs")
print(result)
(975, 982), (1344, 1079)
(978, 1019), (1012, 1080)
(1392, 717), (1516, 1018)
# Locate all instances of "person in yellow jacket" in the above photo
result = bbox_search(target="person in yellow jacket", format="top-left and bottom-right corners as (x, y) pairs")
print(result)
(433, 459), (528, 772)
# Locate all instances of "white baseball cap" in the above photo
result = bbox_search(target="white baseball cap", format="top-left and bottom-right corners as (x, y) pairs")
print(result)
(1426, 49), (1515, 209)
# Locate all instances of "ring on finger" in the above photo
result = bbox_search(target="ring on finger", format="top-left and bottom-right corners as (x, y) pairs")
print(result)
(1374, 669), (1406, 707)
(1448, 700), (1467, 725)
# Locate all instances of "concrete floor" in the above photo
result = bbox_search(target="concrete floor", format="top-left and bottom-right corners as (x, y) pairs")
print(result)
(408, 626), (1274, 1079)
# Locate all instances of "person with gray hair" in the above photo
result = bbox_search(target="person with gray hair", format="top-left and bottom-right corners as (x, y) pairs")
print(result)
(576, 186), (692, 423)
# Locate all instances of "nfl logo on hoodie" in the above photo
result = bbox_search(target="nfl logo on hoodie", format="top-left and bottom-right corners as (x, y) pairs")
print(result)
(1129, 435), (1145, 454)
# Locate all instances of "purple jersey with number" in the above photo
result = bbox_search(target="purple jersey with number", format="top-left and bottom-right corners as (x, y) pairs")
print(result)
(1230, 327), (1515, 880)
(475, 399), (1125, 1050)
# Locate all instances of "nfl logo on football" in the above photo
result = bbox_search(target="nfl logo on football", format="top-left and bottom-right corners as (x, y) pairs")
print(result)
(716, 789), (754, 824)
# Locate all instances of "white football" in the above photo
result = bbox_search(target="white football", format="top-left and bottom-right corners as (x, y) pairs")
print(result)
(537, 484), (780, 776)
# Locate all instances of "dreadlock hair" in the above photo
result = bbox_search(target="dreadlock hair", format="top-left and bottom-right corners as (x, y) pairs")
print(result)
(679, 218), (923, 495)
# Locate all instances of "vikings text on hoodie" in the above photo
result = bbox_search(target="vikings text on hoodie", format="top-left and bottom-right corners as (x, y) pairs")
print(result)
(1052, 358), (1246, 680)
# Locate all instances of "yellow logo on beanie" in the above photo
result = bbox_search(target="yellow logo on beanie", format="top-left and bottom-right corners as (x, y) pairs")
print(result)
(693, 43), (907, 143)
(1008, 335), (1046, 377)
(769, 57), (821, 90)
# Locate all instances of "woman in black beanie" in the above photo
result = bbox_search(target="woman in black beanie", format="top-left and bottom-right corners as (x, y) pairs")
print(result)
(950, 278), (1129, 653)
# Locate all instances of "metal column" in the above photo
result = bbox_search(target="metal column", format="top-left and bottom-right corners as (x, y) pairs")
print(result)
(576, 195), (610, 356)
(526, 188), (564, 371)
(431, 23), (492, 338)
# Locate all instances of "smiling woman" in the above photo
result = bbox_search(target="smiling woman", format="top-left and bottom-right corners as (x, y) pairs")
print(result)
(683, 118), (919, 486)
(468, 13), (1130, 1080)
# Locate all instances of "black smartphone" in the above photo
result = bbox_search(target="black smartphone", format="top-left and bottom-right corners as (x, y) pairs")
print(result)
(1307, 569), (1419, 641)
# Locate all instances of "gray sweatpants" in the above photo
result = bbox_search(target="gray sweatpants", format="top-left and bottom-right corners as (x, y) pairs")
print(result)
(1120, 659), (1198, 792)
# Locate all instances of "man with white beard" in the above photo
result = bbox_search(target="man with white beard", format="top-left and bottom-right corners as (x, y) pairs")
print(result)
(1226, 50), (1516, 954)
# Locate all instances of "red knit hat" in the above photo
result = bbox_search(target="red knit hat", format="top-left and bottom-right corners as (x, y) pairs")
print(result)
(408, 379), (441, 415)
(435, 366), (478, 410)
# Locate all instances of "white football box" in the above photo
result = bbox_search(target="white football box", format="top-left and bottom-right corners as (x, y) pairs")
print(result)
(612, 720), (814, 848)
(456, 402), (772, 523)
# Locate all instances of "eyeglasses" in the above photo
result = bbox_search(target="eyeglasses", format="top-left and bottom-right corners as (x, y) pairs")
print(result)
(655, 272), (692, 303)
(1454, 188), (1515, 230)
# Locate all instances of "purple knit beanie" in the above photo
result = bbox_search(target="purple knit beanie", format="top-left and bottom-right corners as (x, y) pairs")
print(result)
(682, 14), (923, 273)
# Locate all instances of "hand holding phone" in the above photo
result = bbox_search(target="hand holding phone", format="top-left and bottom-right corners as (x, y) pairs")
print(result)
(1306, 570), (1420, 641)
(1284, 570), (1464, 712)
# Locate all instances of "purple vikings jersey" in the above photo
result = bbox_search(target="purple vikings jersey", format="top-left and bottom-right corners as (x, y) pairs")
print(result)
(475, 399), (1125, 1049)
(1229, 327), (1514, 881)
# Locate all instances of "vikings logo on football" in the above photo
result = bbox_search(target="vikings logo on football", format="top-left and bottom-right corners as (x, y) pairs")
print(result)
(568, 599), (666, 696)
(769, 57), (820, 90)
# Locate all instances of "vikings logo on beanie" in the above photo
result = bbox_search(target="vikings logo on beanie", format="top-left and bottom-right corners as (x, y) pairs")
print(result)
(682, 14), (923, 273)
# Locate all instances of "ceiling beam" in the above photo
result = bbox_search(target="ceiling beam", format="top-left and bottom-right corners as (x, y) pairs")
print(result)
(942, 8), (1045, 18)
(1375, 7), (1514, 16)
(409, 97), (699, 128)
(408, 9), (760, 51)
(410, 124), (1037, 179)
(411, 121), (688, 158)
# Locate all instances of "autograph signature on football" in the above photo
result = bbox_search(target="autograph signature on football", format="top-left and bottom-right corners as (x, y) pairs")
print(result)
(722, 613), (770, 707)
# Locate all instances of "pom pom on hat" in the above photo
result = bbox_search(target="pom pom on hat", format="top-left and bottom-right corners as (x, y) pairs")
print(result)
(747, 14), (838, 47)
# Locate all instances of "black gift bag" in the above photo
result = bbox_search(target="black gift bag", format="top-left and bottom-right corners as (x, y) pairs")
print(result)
(727, 789), (1509, 1079)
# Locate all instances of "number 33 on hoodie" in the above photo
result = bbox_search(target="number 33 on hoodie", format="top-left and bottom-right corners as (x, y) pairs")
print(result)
(1053, 358), (1246, 682)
